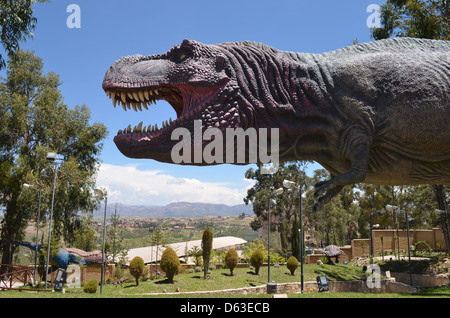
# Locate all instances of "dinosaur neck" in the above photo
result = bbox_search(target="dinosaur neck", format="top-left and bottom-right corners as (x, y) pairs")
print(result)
(218, 43), (341, 162)
(9, 241), (42, 250)
(219, 43), (298, 128)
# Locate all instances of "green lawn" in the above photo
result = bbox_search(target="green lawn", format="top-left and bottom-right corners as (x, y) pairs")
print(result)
(1, 263), (448, 298)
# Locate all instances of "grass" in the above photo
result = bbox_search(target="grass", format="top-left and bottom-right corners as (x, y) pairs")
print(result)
(2, 263), (448, 298)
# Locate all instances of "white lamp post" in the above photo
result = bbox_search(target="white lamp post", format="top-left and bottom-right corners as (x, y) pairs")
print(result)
(44, 152), (63, 290)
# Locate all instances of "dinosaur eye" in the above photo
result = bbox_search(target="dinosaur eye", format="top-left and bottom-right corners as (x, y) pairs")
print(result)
(179, 54), (186, 61)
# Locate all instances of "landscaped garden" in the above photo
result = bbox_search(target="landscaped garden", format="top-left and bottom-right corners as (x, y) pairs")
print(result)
(1, 262), (449, 298)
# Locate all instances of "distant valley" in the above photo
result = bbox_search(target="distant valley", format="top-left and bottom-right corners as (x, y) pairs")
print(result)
(93, 201), (254, 218)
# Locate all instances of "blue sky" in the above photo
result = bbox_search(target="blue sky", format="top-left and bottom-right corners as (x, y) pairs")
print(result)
(7, 0), (383, 206)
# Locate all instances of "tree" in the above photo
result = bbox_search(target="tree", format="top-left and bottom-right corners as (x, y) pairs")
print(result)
(225, 248), (238, 276)
(150, 230), (166, 265)
(73, 214), (96, 252)
(306, 169), (359, 247)
(244, 162), (311, 253)
(107, 206), (126, 264)
(0, 51), (107, 267)
(187, 246), (203, 266)
(0, 0), (49, 69)
(243, 238), (268, 264)
(160, 247), (180, 283)
(371, 0), (449, 40)
(250, 249), (264, 275)
(129, 256), (145, 286)
(201, 227), (213, 279)
(286, 256), (299, 275)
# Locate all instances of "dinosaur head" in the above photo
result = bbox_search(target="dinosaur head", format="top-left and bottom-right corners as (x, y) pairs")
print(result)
(103, 39), (284, 165)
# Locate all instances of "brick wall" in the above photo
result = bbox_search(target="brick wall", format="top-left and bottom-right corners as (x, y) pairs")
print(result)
(73, 264), (115, 284)
(350, 228), (446, 259)
(307, 228), (446, 262)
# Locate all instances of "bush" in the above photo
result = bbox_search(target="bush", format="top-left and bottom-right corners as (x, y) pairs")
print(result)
(287, 256), (299, 275)
(83, 280), (98, 293)
(250, 250), (264, 275)
(160, 247), (180, 283)
(225, 248), (239, 276)
(129, 256), (145, 286)
(202, 228), (213, 279)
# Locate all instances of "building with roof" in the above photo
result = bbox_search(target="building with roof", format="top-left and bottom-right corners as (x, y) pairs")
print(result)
(122, 236), (247, 265)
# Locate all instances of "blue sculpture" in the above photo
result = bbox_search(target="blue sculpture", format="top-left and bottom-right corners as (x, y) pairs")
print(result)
(9, 241), (106, 272)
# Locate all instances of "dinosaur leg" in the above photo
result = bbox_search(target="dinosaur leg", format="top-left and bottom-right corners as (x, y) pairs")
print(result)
(313, 185), (343, 213)
(313, 132), (371, 211)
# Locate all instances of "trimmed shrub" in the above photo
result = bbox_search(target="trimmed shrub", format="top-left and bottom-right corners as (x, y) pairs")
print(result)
(250, 249), (264, 275)
(83, 280), (98, 293)
(129, 256), (145, 286)
(160, 247), (180, 283)
(287, 256), (299, 275)
(225, 248), (239, 276)
(202, 228), (213, 279)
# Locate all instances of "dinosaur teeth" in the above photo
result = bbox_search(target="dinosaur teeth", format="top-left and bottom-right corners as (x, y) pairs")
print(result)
(116, 117), (174, 135)
(106, 89), (177, 136)
(107, 89), (162, 111)
(138, 91), (145, 102)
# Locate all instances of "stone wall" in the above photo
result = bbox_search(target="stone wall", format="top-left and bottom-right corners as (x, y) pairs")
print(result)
(389, 272), (450, 287)
(328, 279), (417, 293)
(154, 280), (417, 296)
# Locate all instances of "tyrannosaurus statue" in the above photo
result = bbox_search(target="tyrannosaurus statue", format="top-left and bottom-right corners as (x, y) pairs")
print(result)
(9, 241), (106, 272)
(102, 38), (450, 211)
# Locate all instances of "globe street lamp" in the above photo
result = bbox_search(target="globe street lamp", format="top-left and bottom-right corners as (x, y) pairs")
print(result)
(94, 188), (108, 294)
(282, 179), (304, 293)
(267, 187), (283, 294)
(45, 152), (63, 290)
(23, 183), (42, 286)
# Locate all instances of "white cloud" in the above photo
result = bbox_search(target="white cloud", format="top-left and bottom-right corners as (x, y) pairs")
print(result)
(95, 163), (253, 206)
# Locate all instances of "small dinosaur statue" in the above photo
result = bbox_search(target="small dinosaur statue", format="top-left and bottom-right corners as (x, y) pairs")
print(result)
(9, 241), (106, 272)
(103, 38), (450, 211)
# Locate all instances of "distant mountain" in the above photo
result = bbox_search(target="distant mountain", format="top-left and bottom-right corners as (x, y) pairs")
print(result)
(94, 202), (254, 218)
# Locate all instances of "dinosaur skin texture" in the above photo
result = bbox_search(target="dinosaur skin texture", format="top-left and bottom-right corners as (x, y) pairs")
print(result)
(103, 38), (450, 212)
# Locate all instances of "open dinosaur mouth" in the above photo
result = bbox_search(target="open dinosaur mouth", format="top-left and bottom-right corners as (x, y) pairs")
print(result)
(104, 85), (183, 135)
(103, 78), (230, 140)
